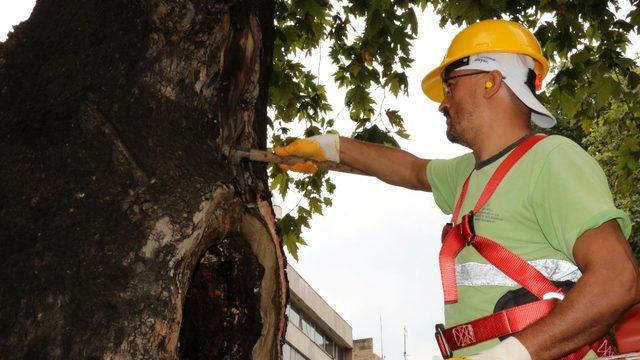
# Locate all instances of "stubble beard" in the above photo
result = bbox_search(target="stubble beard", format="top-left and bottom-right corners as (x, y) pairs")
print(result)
(443, 108), (461, 145)
(446, 124), (461, 144)
(445, 111), (473, 148)
(445, 115), (465, 146)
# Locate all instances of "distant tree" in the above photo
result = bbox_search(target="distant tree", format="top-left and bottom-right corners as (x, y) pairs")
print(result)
(584, 99), (640, 256)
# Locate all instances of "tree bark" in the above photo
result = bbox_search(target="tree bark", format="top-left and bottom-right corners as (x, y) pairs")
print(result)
(0, 0), (286, 359)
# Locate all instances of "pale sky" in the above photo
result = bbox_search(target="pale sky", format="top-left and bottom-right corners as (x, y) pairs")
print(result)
(2, 2), (638, 360)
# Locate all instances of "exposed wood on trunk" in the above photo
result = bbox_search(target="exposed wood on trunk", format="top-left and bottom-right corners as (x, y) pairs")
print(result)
(0, 0), (285, 358)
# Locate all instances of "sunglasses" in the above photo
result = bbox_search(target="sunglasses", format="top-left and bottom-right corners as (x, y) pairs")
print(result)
(441, 71), (490, 97)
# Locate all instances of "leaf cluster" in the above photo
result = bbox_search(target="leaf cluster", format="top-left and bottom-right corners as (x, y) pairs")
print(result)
(584, 100), (640, 256)
(269, 0), (426, 258)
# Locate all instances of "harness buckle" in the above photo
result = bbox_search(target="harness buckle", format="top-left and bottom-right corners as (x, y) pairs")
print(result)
(460, 211), (476, 244)
(435, 323), (452, 359)
(542, 291), (565, 301)
(441, 222), (453, 242)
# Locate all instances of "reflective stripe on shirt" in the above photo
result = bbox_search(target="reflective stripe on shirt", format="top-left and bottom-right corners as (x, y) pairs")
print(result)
(456, 259), (582, 287)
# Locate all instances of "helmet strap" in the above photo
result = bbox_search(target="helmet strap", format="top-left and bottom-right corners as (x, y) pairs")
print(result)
(443, 57), (470, 78)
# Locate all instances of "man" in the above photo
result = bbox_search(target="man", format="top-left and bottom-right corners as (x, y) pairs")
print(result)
(275, 20), (639, 359)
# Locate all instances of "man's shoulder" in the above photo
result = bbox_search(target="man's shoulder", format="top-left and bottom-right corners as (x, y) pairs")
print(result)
(529, 134), (591, 163)
(537, 134), (583, 153)
(452, 151), (476, 166)
(429, 151), (475, 174)
(516, 134), (599, 187)
(526, 134), (605, 185)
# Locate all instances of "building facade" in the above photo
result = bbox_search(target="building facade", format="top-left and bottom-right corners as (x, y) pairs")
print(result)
(284, 265), (353, 360)
(352, 338), (382, 360)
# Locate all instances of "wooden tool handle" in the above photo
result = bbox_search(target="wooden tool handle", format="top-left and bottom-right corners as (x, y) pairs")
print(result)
(226, 147), (369, 176)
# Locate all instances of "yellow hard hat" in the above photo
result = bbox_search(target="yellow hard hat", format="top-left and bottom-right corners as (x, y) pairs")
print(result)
(421, 19), (549, 102)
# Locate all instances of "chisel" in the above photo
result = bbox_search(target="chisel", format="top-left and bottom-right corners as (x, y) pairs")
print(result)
(224, 146), (369, 176)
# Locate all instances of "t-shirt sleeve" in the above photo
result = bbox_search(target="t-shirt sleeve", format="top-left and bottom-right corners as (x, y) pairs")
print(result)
(427, 153), (475, 214)
(531, 141), (632, 261)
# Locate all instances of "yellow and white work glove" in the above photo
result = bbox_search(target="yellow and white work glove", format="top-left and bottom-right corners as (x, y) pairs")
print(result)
(450, 337), (531, 360)
(273, 134), (340, 173)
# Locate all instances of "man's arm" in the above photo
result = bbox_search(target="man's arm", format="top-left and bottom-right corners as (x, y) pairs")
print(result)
(515, 219), (640, 359)
(339, 137), (431, 191)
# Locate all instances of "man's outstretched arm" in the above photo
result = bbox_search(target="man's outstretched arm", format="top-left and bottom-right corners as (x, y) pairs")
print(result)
(514, 219), (640, 359)
(339, 137), (431, 191)
(274, 134), (432, 191)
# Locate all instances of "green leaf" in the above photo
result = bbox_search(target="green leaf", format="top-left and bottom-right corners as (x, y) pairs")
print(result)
(396, 129), (411, 139)
(387, 75), (401, 97)
(345, 86), (375, 117)
(278, 214), (309, 260)
(353, 124), (400, 148)
(404, 8), (418, 35)
(309, 197), (323, 215)
(629, 6), (640, 28)
(593, 76), (619, 109)
(628, 72), (640, 91)
(322, 197), (333, 207)
(269, 171), (290, 198)
(624, 137), (640, 152)
(559, 91), (581, 118)
(325, 179), (336, 193)
(282, 232), (306, 260)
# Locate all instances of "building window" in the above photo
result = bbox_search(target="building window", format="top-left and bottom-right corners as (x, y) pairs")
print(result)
(283, 343), (308, 360)
(314, 329), (324, 348)
(287, 303), (341, 358)
(324, 337), (335, 356)
(286, 304), (300, 328)
(301, 316), (313, 337)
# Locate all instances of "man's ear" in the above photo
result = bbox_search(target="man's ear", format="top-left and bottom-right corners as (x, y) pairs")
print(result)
(482, 70), (503, 99)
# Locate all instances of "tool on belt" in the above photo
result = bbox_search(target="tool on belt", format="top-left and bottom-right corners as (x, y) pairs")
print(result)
(435, 134), (640, 359)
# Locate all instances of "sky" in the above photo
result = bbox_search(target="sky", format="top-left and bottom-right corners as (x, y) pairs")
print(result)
(1, 2), (638, 360)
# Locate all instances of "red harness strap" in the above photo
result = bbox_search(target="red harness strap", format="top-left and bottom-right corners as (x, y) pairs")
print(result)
(434, 134), (616, 359)
(439, 134), (557, 302)
(436, 300), (558, 355)
(436, 300), (616, 358)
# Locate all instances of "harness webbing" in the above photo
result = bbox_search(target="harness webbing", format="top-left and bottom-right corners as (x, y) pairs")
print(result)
(434, 133), (616, 359)
(439, 133), (556, 303)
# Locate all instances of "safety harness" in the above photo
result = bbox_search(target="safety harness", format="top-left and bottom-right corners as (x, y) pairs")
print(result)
(434, 134), (616, 359)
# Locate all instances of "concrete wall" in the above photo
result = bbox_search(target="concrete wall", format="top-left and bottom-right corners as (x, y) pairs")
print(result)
(353, 338), (381, 360)
(287, 265), (353, 348)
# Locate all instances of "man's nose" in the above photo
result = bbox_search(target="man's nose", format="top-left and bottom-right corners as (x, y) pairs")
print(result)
(438, 100), (448, 115)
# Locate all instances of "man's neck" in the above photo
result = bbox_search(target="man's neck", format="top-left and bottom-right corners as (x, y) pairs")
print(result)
(472, 128), (533, 164)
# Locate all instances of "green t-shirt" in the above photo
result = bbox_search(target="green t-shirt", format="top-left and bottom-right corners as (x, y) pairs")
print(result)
(426, 135), (631, 356)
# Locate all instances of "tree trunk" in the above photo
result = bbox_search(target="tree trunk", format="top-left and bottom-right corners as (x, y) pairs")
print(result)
(0, 0), (287, 359)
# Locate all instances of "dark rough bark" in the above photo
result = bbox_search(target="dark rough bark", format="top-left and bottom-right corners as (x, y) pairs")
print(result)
(0, 0), (286, 359)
